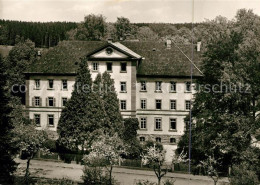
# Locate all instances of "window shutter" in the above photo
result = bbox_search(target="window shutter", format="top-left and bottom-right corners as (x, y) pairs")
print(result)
(46, 98), (48, 106)
(32, 97), (35, 106)
(40, 98), (42, 106)
(53, 98), (56, 107)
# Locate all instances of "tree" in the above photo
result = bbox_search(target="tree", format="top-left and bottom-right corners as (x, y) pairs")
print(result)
(115, 17), (132, 40)
(12, 121), (48, 183)
(177, 9), (260, 177)
(83, 133), (126, 185)
(122, 118), (142, 158)
(57, 58), (109, 152)
(83, 14), (106, 40)
(136, 26), (159, 41)
(141, 145), (167, 185)
(0, 54), (17, 184)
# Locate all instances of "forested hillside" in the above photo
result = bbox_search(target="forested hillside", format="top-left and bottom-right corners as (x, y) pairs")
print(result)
(0, 16), (206, 48)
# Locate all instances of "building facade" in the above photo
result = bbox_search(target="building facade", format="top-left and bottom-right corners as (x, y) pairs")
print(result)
(25, 40), (202, 161)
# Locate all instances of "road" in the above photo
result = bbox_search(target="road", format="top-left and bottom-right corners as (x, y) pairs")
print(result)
(15, 159), (229, 185)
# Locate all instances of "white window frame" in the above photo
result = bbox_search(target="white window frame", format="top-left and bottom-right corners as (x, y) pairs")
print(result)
(141, 99), (146, 109)
(155, 137), (161, 143)
(169, 118), (177, 130)
(155, 117), (162, 130)
(34, 114), (41, 126)
(170, 81), (176, 92)
(34, 96), (40, 106)
(35, 79), (40, 89)
(48, 114), (54, 127)
(48, 97), (54, 107)
(186, 81), (191, 92)
(140, 137), (145, 142)
(140, 117), (147, 129)
(170, 99), (176, 110)
(62, 80), (68, 90)
(155, 81), (162, 91)
(120, 82), (127, 92)
(185, 100), (191, 110)
(155, 99), (162, 110)
(92, 62), (99, 71)
(120, 100), (126, 110)
(48, 79), (54, 89)
(140, 81), (147, 91)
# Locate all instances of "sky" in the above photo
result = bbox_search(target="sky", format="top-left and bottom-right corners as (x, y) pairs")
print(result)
(0, 0), (260, 23)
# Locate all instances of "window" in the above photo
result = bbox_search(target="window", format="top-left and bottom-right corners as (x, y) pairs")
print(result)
(156, 137), (161, 143)
(34, 96), (40, 106)
(107, 62), (112, 71)
(186, 82), (191, 92)
(170, 138), (176, 144)
(62, 97), (68, 107)
(185, 100), (191, 110)
(140, 117), (147, 129)
(141, 99), (146, 109)
(170, 100), (176, 110)
(48, 115), (54, 127)
(120, 100), (126, 110)
(62, 80), (68, 90)
(48, 97), (55, 107)
(170, 118), (177, 130)
(34, 114), (41, 126)
(93, 62), (98, 71)
(48, 79), (54, 89)
(35, 79), (40, 89)
(120, 82), (127, 92)
(170, 81), (176, 92)
(156, 99), (162, 110)
(185, 120), (190, 131)
(155, 81), (162, 91)
(155, 118), (162, 130)
(140, 137), (145, 142)
(140, 81), (146, 91)
(121, 63), (127, 72)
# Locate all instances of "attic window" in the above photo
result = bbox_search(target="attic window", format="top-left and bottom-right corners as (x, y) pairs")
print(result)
(106, 47), (113, 55)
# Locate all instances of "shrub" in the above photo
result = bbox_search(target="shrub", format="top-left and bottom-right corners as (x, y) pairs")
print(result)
(229, 164), (259, 185)
(163, 179), (176, 185)
(135, 180), (157, 185)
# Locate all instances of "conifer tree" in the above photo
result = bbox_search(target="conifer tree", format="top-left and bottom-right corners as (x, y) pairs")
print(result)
(0, 55), (17, 184)
(57, 58), (109, 151)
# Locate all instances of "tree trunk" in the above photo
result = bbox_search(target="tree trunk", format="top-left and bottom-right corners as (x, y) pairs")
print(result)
(158, 177), (161, 185)
(109, 165), (113, 185)
(25, 157), (31, 184)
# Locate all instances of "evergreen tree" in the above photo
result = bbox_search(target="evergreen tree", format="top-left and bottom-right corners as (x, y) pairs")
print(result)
(57, 58), (109, 151)
(0, 55), (17, 184)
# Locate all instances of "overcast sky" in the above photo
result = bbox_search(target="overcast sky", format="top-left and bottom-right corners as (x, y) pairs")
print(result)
(0, 0), (260, 23)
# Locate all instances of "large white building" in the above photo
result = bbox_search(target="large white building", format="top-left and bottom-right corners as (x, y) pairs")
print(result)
(25, 40), (202, 160)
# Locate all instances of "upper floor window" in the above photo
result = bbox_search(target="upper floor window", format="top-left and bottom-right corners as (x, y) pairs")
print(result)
(141, 99), (146, 109)
(47, 97), (55, 107)
(48, 79), (54, 89)
(170, 81), (176, 92)
(155, 81), (162, 91)
(156, 99), (162, 110)
(140, 81), (146, 91)
(62, 97), (68, 107)
(62, 80), (68, 90)
(120, 82), (127, 92)
(169, 118), (177, 130)
(120, 100), (126, 110)
(121, 63), (127, 72)
(35, 79), (40, 89)
(33, 96), (41, 106)
(48, 114), (54, 127)
(185, 100), (191, 110)
(93, 62), (99, 71)
(140, 117), (147, 129)
(107, 62), (112, 72)
(155, 118), (162, 130)
(156, 137), (161, 143)
(34, 114), (41, 126)
(170, 138), (176, 144)
(170, 100), (176, 110)
(186, 82), (191, 92)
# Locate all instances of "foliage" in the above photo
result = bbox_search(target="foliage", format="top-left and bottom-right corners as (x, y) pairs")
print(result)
(83, 133), (126, 185)
(0, 54), (17, 184)
(115, 17), (132, 39)
(12, 121), (48, 182)
(14, 177), (77, 185)
(122, 118), (142, 158)
(177, 9), (260, 177)
(142, 145), (168, 185)
(136, 26), (159, 41)
(135, 180), (157, 185)
(229, 162), (260, 185)
(57, 58), (109, 151)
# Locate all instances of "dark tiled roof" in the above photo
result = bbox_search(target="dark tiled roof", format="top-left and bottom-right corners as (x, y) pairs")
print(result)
(27, 40), (202, 77)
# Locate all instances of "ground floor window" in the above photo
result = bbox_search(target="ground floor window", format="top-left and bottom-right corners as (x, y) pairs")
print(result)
(156, 137), (161, 143)
(140, 137), (145, 142)
(34, 114), (41, 126)
(120, 100), (126, 110)
(140, 117), (147, 129)
(48, 114), (54, 127)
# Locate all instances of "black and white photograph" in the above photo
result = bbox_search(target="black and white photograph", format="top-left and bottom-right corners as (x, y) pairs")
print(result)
(0, 0), (260, 184)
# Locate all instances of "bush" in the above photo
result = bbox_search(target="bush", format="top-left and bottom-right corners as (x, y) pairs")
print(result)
(163, 179), (176, 185)
(43, 139), (57, 152)
(135, 180), (157, 185)
(82, 166), (118, 185)
(229, 164), (259, 185)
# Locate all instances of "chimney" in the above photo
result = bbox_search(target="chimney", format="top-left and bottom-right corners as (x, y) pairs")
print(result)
(107, 38), (113, 43)
(197, 41), (201, 52)
(166, 39), (171, 49)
